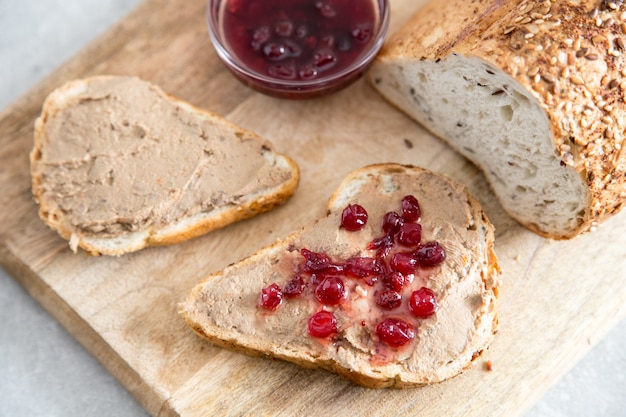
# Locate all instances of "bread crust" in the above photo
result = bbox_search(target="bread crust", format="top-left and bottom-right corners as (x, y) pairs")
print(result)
(371, 0), (626, 238)
(30, 76), (300, 256)
(180, 164), (500, 388)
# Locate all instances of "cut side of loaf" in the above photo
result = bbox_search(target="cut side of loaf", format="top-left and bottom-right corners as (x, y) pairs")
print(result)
(30, 76), (299, 256)
(369, 0), (626, 239)
(180, 164), (500, 388)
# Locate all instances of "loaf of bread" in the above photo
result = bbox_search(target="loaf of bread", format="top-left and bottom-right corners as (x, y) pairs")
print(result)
(30, 76), (299, 256)
(180, 164), (500, 388)
(369, 0), (626, 239)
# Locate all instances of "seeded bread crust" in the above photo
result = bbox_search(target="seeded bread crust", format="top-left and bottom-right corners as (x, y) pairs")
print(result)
(30, 76), (300, 256)
(180, 164), (500, 388)
(370, 0), (626, 239)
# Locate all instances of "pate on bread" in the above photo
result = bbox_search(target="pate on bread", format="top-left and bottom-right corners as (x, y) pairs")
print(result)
(180, 164), (500, 388)
(30, 76), (299, 256)
(369, 0), (626, 239)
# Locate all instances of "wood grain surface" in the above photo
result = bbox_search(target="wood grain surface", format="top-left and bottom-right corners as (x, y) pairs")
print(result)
(1, 0), (626, 416)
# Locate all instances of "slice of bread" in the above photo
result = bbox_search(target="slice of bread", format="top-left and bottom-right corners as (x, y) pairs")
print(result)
(180, 164), (500, 388)
(369, 0), (626, 239)
(30, 76), (299, 256)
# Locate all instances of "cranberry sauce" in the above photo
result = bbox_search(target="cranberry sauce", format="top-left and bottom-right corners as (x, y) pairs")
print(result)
(258, 195), (446, 354)
(221, 0), (379, 83)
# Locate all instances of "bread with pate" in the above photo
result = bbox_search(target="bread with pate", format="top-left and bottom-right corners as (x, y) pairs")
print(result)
(180, 164), (500, 388)
(30, 76), (300, 255)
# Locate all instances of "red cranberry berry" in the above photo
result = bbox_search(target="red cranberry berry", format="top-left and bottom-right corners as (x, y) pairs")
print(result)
(382, 211), (404, 234)
(259, 283), (283, 310)
(295, 24), (308, 38)
(316, 1), (337, 18)
(313, 49), (337, 71)
(341, 204), (368, 231)
(263, 42), (289, 61)
(282, 275), (305, 297)
(382, 271), (405, 292)
(396, 223), (422, 246)
(250, 26), (271, 51)
(301, 249), (340, 273)
(414, 242), (446, 266)
(375, 251), (390, 272)
(368, 234), (393, 252)
(409, 287), (438, 318)
(298, 64), (318, 80)
(375, 318), (415, 348)
(274, 20), (294, 37)
(315, 276), (346, 305)
(376, 290), (402, 310)
(351, 24), (372, 43)
(343, 256), (379, 278)
(390, 252), (417, 276)
(401, 195), (421, 222)
(268, 62), (296, 79)
(308, 310), (337, 338)
(284, 40), (302, 57)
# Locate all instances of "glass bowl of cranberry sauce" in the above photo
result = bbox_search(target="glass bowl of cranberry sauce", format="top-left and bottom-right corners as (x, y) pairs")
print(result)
(207, 0), (390, 99)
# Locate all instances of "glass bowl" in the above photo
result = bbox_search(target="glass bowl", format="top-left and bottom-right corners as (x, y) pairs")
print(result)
(206, 0), (390, 99)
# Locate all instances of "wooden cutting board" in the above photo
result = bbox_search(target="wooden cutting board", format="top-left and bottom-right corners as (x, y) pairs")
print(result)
(1, 0), (625, 416)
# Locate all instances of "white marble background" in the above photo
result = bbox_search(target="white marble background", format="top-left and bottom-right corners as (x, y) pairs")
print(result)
(1, 1), (625, 416)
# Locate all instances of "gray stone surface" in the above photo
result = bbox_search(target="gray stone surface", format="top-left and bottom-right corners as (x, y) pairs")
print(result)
(1, 1), (625, 416)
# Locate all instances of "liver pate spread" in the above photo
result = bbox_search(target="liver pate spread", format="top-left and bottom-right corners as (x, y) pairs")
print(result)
(35, 77), (293, 238)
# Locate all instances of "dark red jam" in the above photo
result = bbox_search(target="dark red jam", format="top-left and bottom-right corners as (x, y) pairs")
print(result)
(257, 194), (446, 352)
(216, 0), (383, 97)
(223, 0), (377, 80)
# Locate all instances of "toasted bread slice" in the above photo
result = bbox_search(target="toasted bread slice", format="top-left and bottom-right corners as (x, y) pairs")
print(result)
(30, 76), (299, 256)
(369, 0), (626, 239)
(180, 164), (500, 388)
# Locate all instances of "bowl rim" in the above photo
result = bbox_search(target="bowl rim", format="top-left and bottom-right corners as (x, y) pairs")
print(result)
(206, 0), (391, 90)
